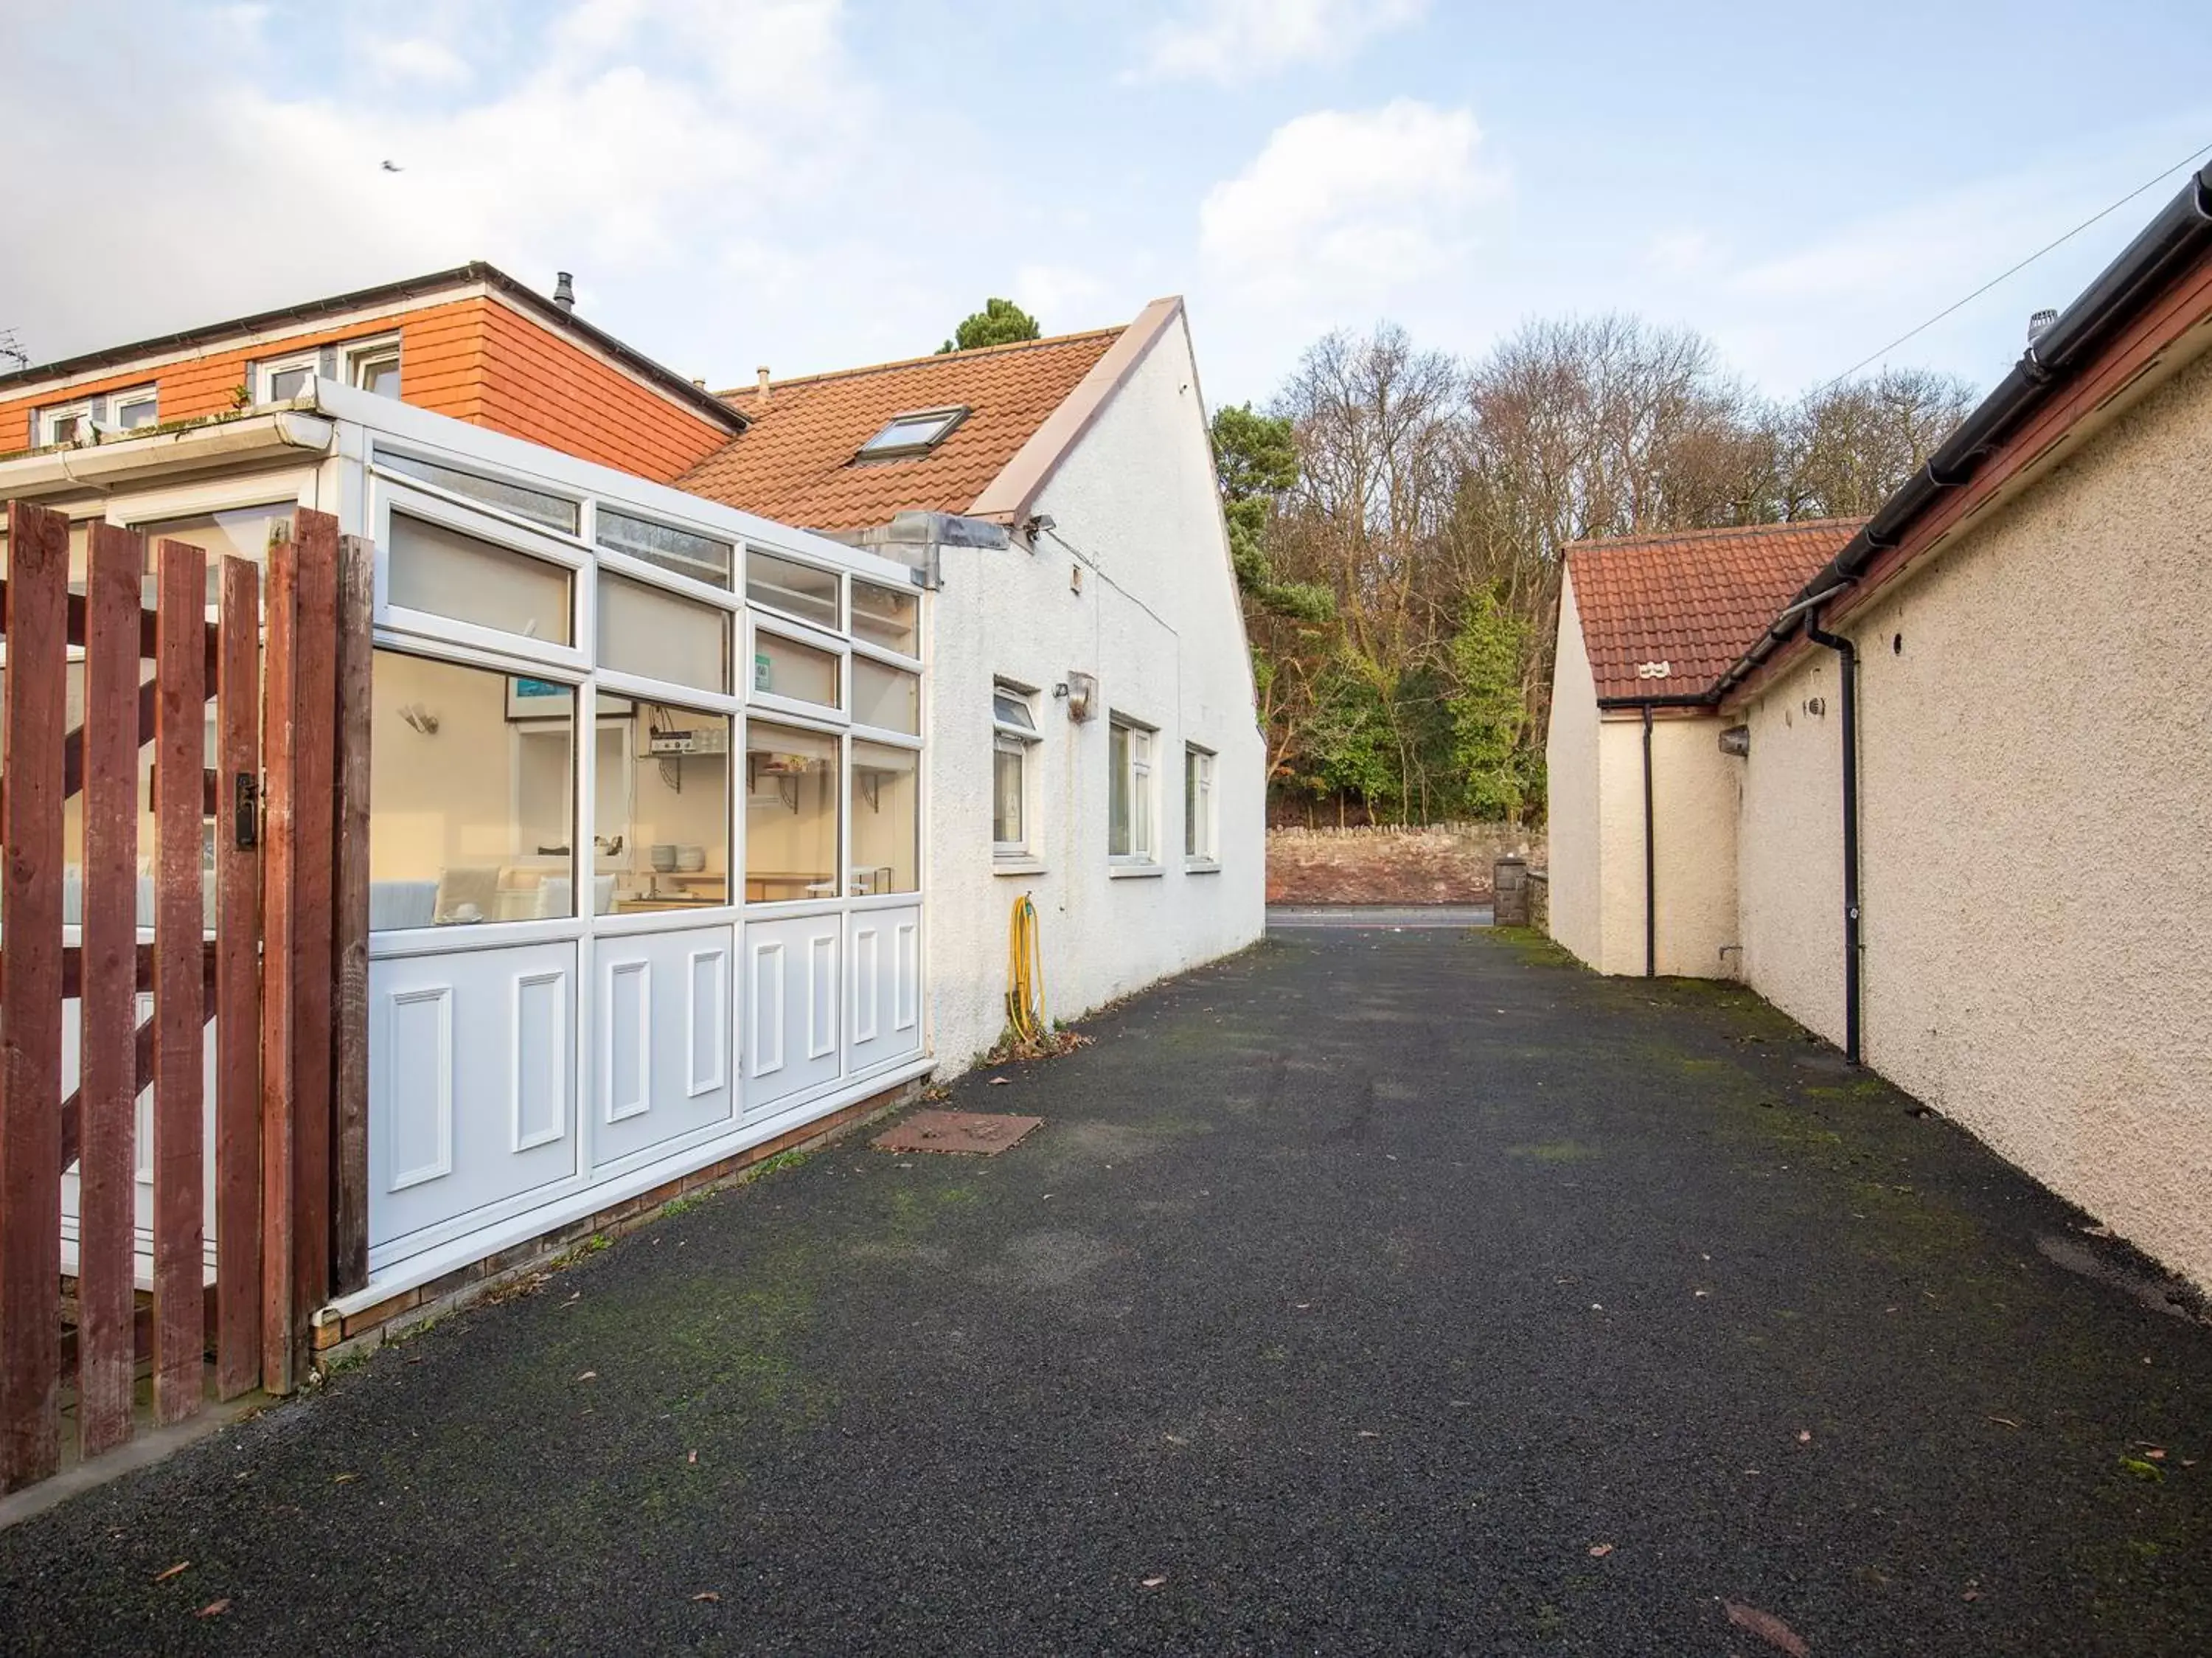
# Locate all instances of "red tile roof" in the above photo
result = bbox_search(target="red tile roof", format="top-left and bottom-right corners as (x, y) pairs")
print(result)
(1566, 518), (1865, 701)
(676, 327), (1125, 530)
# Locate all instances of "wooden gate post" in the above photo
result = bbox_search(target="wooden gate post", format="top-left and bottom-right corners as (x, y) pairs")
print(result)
(331, 535), (374, 1298)
(0, 501), (69, 1489)
(215, 556), (263, 1401)
(260, 528), (302, 1394)
(260, 511), (342, 1391)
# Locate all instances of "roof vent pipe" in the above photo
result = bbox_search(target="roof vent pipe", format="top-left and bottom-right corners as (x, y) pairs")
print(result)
(552, 271), (576, 313)
(2027, 307), (2058, 342)
(756, 367), (772, 406)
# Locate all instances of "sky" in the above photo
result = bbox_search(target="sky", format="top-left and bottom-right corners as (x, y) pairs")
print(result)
(2, 1), (2208, 412)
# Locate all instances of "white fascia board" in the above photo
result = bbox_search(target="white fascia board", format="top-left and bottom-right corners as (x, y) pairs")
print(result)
(0, 409), (334, 501)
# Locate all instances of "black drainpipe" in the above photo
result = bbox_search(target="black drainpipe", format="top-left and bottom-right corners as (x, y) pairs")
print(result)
(1804, 608), (1860, 1063)
(1641, 704), (1656, 978)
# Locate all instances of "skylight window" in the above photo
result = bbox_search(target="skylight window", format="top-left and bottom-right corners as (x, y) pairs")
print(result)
(855, 406), (967, 460)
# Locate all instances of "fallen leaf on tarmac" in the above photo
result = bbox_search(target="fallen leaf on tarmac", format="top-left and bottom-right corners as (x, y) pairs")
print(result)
(1986, 1417), (2022, 1429)
(692, 1591), (721, 1603)
(1357, 1430), (1381, 1439)
(687, 1450), (698, 1464)
(153, 1562), (190, 1584)
(1164, 1434), (1187, 1446)
(1797, 1430), (1813, 1444)
(1589, 1543), (1613, 1558)
(1141, 1576), (1168, 1589)
(577, 1371), (597, 1381)
(990, 1076), (1010, 1086)
(332, 1472), (361, 1484)
(1724, 1600), (1810, 1657)
(197, 1600), (231, 1619)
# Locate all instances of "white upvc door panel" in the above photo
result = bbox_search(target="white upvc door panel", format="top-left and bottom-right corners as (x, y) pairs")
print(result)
(591, 923), (737, 1170)
(742, 912), (842, 1117)
(368, 939), (579, 1251)
(846, 905), (922, 1075)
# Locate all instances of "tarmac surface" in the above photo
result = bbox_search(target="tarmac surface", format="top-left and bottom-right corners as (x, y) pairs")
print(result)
(4, 927), (2211, 1655)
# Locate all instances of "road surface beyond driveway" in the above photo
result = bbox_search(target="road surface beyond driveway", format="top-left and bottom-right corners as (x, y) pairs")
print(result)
(4, 929), (2209, 1655)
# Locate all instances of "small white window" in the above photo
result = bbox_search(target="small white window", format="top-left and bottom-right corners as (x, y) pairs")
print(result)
(112, 387), (159, 429)
(1184, 745), (1216, 864)
(1109, 715), (1155, 863)
(855, 406), (967, 460)
(257, 350), (320, 403)
(37, 400), (96, 445)
(346, 338), (401, 398)
(993, 684), (1038, 859)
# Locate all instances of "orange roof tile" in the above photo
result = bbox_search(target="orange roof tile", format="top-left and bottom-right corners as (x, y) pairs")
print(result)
(676, 327), (1125, 530)
(1567, 518), (1865, 702)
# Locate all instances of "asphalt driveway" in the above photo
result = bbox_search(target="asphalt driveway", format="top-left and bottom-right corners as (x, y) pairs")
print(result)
(4, 929), (2210, 1655)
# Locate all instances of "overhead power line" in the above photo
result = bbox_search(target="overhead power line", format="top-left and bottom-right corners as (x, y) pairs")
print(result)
(1809, 137), (2212, 398)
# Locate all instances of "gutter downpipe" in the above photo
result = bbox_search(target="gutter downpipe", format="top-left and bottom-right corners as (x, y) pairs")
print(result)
(1804, 606), (1861, 1063)
(1642, 704), (1656, 978)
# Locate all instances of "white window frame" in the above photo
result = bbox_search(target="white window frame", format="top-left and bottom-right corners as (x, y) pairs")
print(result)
(1183, 744), (1217, 868)
(371, 479), (589, 673)
(255, 349), (321, 404)
(345, 335), (403, 398)
(1109, 712), (1158, 870)
(111, 386), (159, 429)
(35, 399), (97, 446)
(992, 682), (1040, 864)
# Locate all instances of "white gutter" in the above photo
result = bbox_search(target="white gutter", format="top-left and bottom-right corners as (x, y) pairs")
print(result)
(0, 410), (335, 501)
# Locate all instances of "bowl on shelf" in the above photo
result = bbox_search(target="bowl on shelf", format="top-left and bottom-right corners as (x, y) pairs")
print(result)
(650, 844), (678, 873)
(676, 844), (707, 873)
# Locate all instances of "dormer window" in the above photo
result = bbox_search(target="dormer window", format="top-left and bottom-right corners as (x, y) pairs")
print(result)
(855, 406), (967, 461)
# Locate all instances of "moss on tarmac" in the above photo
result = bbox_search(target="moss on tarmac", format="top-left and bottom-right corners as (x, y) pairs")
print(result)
(3, 928), (2209, 1654)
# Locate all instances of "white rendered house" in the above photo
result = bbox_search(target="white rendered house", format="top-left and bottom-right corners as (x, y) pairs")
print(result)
(0, 277), (1265, 1319)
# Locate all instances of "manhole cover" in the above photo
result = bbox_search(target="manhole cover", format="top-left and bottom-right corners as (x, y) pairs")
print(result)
(874, 1110), (1043, 1156)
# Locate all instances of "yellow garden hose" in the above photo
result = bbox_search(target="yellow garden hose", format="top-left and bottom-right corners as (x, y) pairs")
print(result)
(1006, 892), (1048, 1047)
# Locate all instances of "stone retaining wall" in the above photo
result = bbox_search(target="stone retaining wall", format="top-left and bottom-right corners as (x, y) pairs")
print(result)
(1266, 823), (1546, 905)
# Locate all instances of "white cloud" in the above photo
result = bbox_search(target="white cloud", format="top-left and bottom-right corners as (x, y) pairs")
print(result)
(1138, 0), (1425, 84)
(1200, 101), (1504, 311)
(364, 37), (475, 87)
(0, 0), (930, 376)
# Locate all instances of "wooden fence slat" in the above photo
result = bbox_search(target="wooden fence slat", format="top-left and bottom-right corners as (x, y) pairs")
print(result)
(332, 536), (374, 1297)
(215, 555), (262, 1400)
(152, 539), (208, 1426)
(77, 524), (145, 1457)
(0, 501), (69, 1490)
(260, 532), (299, 1395)
(289, 512), (339, 1356)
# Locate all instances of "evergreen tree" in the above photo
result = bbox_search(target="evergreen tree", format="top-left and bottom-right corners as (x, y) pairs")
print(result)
(939, 298), (1041, 354)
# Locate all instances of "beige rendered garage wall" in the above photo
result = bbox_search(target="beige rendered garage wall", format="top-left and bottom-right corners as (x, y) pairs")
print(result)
(1647, 713), (1739, 978)
(1549, 572), (1743, 977)
(1742, 343), (2212, 1288)
(1545, 571), (1606, 967)
(1735, 650), (1846, 1042)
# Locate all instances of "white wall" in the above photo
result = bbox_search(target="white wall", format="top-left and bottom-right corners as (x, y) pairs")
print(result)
(924, 311), (1267, 1072)
(1736, 652), (1846, 1040)
(1545, 572), (1605, 965)
(1547, 572), (1742, 977)
(1734, 342), (2212, 1288)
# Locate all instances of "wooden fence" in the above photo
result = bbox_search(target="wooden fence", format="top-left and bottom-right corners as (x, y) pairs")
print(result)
(0, 499), (371, 1491)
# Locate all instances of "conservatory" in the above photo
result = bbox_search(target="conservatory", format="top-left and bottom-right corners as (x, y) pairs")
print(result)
(353, 390), (931, 1285)
(15, 380), (932, 1308)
